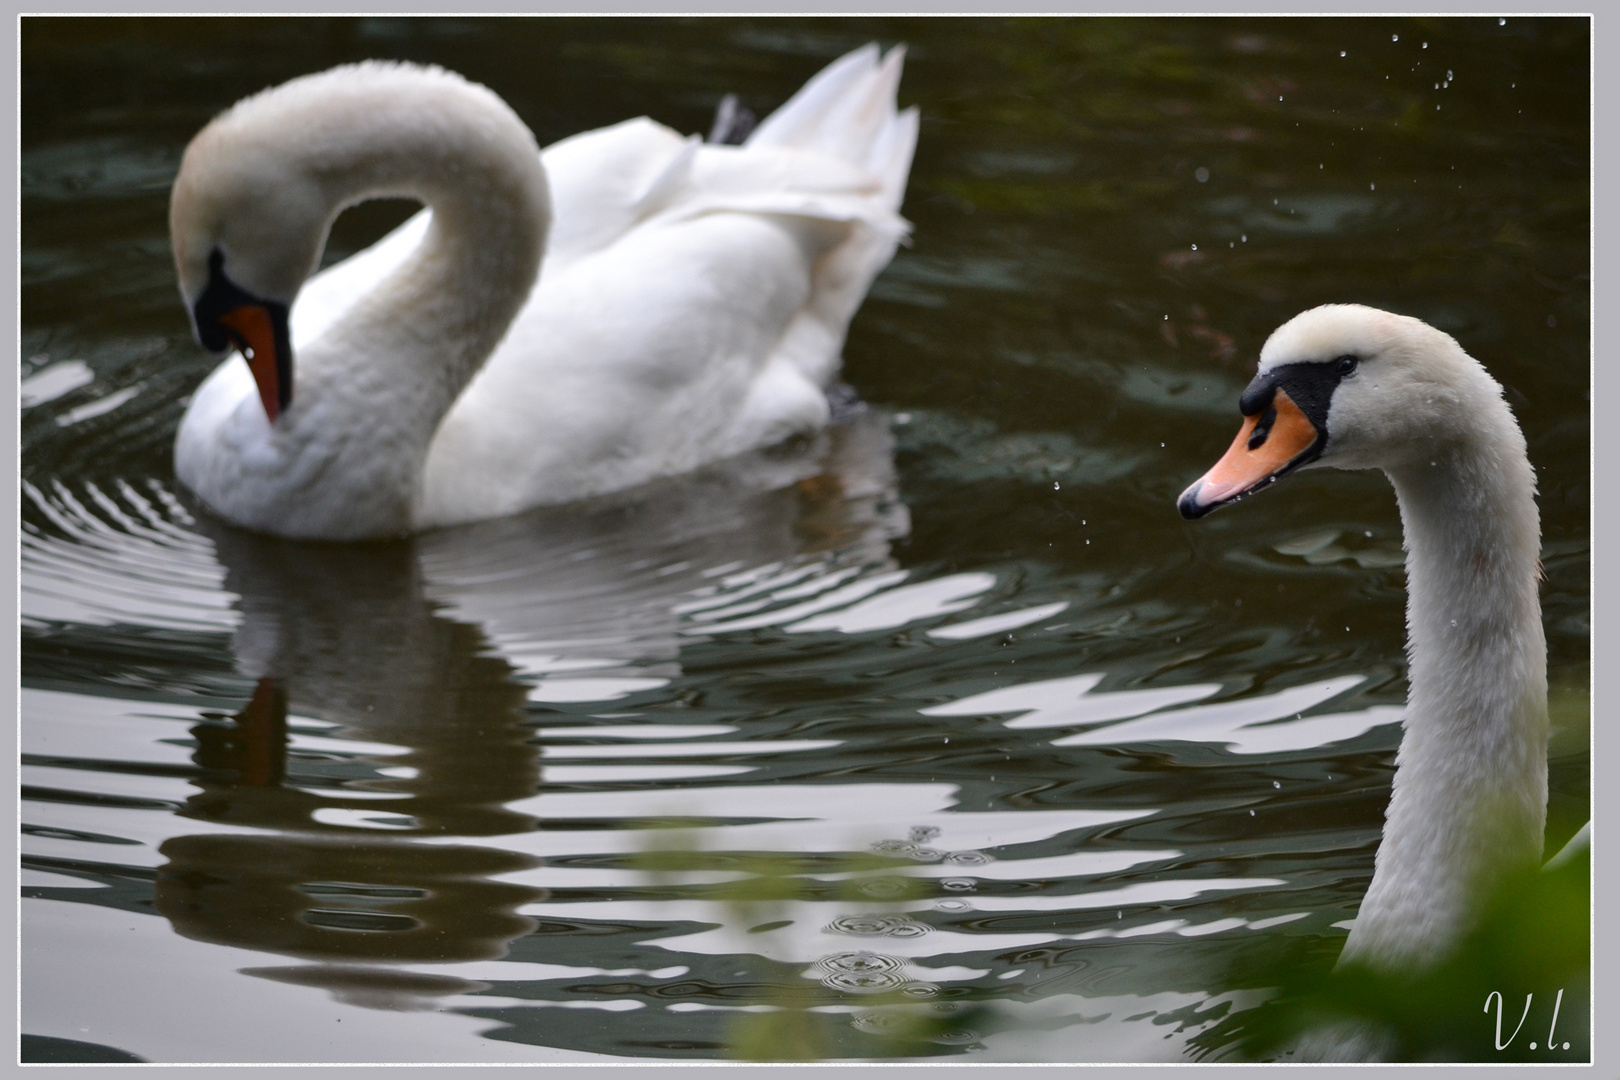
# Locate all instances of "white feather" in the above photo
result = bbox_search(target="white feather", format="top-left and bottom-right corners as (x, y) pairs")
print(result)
(172, 48), (916, 539)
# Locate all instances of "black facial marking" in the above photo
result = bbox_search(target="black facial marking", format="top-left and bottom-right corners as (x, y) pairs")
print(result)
(192, 248), (294, 414)
(1238, 358), (1358, 427)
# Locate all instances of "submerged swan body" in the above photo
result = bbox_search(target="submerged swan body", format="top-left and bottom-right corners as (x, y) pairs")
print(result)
(1180, 304), (1548, 974)
(172, 48), (917, 539)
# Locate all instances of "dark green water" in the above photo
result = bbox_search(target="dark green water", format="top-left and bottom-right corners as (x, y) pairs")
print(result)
(21, 16), (1588, 1063)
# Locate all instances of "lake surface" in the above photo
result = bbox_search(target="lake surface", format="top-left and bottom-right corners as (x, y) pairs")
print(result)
(20, 15), (1589, 1063)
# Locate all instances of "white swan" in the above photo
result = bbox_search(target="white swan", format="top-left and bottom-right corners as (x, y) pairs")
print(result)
(1179, 304), (1548, 974)
(170, 47), (917, 540)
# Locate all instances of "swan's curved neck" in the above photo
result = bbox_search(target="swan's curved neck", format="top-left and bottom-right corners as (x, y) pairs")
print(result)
(1340, 410), (1547, 970)
(190, 68), (549, 538)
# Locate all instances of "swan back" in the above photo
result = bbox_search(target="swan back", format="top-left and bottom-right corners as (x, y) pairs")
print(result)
(415, 46), (919, 526)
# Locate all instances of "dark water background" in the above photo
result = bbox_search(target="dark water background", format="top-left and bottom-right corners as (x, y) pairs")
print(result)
(20, 15), (1588, 1063)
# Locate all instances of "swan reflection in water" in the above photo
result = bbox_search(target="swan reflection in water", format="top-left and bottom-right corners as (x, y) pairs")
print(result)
(153, 407), (908, 1010)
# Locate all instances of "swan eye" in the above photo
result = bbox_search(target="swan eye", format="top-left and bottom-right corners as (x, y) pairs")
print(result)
(1334, 355), (1359, 377)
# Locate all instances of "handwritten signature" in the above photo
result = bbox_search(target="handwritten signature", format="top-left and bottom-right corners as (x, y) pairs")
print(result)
(1484, 989), (1570, 1052)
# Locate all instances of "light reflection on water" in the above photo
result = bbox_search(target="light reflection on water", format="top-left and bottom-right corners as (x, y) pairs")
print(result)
(21, 14), (1587, 1064)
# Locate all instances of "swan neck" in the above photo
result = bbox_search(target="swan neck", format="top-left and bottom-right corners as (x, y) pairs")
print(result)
(182, 66), (550, 539)
(1341, 414), (1547, 971)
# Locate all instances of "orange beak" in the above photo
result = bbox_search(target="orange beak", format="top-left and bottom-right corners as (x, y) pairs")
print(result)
(218, 304), (285, 423)
(1178, 387), (1321, 518)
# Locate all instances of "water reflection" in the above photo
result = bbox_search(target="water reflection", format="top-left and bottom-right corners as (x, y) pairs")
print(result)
(143, 409), (909, 1007)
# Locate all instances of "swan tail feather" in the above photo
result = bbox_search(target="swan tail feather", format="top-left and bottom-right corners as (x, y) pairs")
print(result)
(746, 44), (914, 212)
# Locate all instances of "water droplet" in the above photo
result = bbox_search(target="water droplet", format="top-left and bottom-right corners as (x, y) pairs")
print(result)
(1241, 234), (1247, 242)
(1191, 243), (1198, 250)
(1249, 810), (1256, 817)
(1053, 481), (1061, 490)
(1345, 626), (1351, 632)
(1340, 50), (1347, 57)
(1370, 182), (1376, 190)
(1422, 42), (1428, 49)
(1364, 530), (1373, 537)
(1272, 780), (1281, 789)
(1499, 17), (1506, 24)
(1160, 442), (1166, 448)
(1278, 95), (1283, 102)
(1392, 33), (1399, 41)
(1195, 166), (1210, 182)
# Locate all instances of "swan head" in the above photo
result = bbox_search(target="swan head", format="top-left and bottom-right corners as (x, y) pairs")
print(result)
(1178, 304), (1504, 518)
(170, 93), (337, 423)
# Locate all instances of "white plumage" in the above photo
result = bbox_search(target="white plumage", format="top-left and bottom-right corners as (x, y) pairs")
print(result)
(172, 46), (916, 539)
(1183, 304), (1549, 976)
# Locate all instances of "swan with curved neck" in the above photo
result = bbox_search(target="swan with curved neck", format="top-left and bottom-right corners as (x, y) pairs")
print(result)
(171, 50), (916, 540)
(1179, 304), (1547, 972)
